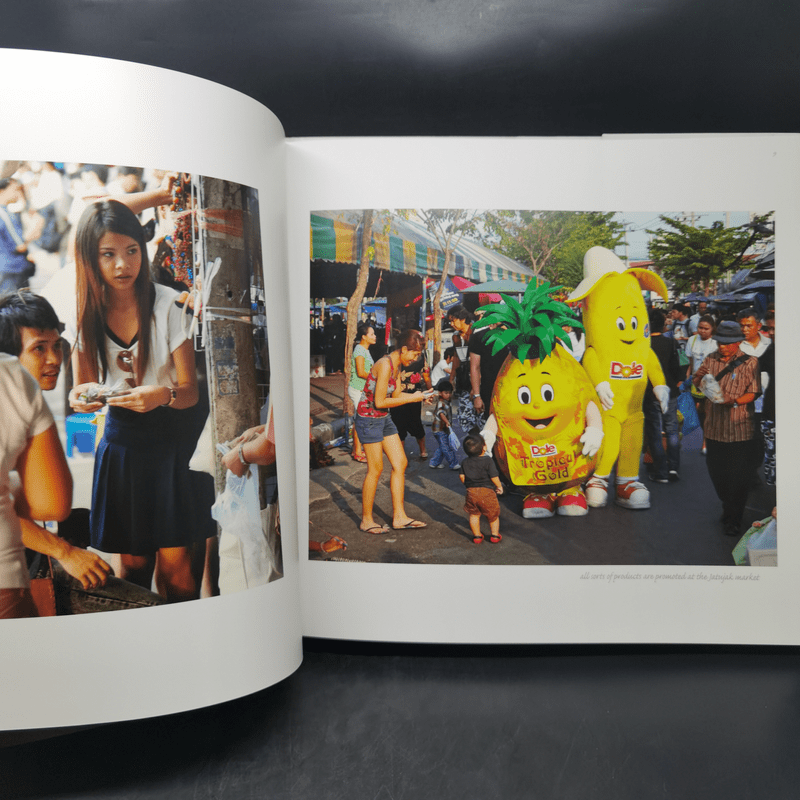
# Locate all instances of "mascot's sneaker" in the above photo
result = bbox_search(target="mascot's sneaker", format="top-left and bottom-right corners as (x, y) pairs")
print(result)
(585, 476), (609, 508)
(522, 493), (556, 519)
(556, 487), (588, 516)
(615, 480), (651, 510)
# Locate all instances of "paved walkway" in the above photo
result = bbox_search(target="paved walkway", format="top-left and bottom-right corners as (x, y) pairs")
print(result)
(308, 389), (777, 566)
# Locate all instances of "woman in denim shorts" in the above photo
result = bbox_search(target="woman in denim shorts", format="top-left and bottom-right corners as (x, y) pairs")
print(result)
(354, 329), (436, 535)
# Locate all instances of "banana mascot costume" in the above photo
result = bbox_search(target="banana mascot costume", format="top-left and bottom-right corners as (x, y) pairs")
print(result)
(568, 247), (669, 510)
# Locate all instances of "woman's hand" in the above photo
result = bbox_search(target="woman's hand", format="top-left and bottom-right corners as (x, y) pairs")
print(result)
(221, 446), (248, 478)
(59, 545), (113, 590)
(222, 429), (275, 475)
(156, 172), (177, 206)
(231, 424), (266, 446)
(106, 385), (171, 413)
(69, 383), (105, 413)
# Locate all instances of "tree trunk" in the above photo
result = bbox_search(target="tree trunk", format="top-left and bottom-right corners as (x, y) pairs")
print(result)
(432, 248), (452, 358)
(343, 209), (373, 414)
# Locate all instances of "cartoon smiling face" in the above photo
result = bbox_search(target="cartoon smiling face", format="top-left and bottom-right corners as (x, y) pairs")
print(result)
(490, 344), (600, 489)
(493, 347), (580, 441)
(583, 272), (651, 359)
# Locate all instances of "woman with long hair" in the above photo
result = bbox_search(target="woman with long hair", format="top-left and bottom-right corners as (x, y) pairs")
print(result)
(348, 321), (376, 463)
(67, 200), (214, 602)
(686, 314), (718, 451)
(354, 329), (435, 534)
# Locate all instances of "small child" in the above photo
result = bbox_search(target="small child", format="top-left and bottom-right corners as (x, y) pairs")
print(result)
(459, 433), (503, 544)
(429, 347), (454, 388)
(429, 380), (460, 470)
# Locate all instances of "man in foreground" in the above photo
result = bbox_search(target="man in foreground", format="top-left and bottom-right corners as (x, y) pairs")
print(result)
(692, 320), (761, 537)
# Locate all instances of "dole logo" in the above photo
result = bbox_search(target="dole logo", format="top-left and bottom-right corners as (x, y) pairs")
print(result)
(530, 443), (557, 457)
(610, 361), (644, 379)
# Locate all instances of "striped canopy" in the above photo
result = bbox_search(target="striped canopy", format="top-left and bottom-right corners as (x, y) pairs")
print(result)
(310, 211), (534, 286)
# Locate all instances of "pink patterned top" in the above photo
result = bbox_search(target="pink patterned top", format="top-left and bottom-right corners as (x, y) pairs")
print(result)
(356, 358), (397, 418)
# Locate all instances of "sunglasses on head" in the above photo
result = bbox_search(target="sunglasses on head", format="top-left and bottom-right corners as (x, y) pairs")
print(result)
(117, 350), (136, 386)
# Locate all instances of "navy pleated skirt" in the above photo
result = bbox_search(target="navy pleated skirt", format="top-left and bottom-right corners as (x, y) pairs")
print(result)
(90, 404), (217, 555)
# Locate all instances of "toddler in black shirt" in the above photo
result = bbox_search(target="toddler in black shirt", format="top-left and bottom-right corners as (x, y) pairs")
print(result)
(459, 433), (504, 544)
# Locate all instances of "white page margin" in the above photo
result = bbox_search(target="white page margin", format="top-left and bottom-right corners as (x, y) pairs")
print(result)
(289, 134), (799, 645)
(0, 49), (302, 730)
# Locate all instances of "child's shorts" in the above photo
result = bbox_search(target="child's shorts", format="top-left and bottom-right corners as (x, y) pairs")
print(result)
(464, 487), (500, 522)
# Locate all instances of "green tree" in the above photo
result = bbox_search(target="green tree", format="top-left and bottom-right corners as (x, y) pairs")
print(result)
(342, 209), (374, 416)
(546, 213), (625, 288)
(485, 210), (624, 289)
(646, 214), (774, 294)
(416, 209), (482, 356)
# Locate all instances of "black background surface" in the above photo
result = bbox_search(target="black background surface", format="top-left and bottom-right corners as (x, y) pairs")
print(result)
(2, 1), (800, 797)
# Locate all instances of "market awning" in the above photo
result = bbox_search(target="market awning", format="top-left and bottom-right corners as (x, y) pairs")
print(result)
(310, 211), (534, 285)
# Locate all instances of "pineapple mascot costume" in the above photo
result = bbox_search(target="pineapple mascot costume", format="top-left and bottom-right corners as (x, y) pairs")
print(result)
(567, 246), (669, 510)
(475, 280), (604, 518)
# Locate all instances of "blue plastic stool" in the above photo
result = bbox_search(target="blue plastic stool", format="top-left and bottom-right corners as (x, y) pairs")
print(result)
(65, 412), (96, 457)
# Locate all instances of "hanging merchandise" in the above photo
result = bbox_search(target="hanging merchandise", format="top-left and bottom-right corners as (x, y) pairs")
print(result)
(150, 172), (197, 291)
(170, 173), (195, 287)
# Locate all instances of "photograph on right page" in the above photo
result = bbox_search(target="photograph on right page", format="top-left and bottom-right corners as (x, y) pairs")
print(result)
(307, 209), (776, 567)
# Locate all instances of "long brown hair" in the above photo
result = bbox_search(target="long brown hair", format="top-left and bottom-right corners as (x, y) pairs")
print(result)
(74, 200), (155, 385)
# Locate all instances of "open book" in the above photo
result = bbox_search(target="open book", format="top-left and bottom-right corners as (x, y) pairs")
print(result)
(1, 49), (797, 732)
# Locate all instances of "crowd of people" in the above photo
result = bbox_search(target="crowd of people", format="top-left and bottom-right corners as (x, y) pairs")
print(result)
(332, 295), (775, 549)
(639, 302), (775, 538)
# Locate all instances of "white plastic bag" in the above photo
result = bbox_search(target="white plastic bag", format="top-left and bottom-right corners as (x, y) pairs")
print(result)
(212, 446), (275, 588)
(700, 373), (726, 404)
(746, 517), (777, 567)
(188, 414), (214, 475)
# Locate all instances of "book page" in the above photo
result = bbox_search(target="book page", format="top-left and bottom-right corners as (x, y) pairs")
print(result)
(0, 49), (301, 730)
(288, 134), (799, 645)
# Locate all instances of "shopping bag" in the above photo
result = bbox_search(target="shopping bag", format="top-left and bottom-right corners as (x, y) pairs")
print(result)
(732, 517), (777, 566)
(676, 387), (700, 436)
(212, 447), (275, 587)
(448, 428), (461, 453)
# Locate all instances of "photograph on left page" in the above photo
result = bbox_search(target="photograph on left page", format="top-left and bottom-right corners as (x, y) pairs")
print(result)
(0, 160), (282, 621)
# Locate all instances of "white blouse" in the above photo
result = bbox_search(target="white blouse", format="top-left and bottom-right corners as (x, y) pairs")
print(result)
(65, 283), (189, 389)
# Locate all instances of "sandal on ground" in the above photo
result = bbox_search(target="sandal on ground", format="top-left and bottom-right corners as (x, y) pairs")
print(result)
(321, 536), (347, 553)
(489, 533), (503, 543)
(351, 452), (367, 463)
(391, 519), (428, 530)
(473, 534), (484, 544)
(360, 524), (390, 535)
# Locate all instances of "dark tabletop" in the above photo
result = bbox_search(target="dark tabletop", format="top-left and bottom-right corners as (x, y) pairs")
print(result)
(2, 1), (799, 797)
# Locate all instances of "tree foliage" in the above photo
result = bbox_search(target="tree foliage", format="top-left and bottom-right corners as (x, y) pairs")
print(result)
(485, 211), (624, 289)
(646, 214), (774, 294)
(416, 209), (483, 356)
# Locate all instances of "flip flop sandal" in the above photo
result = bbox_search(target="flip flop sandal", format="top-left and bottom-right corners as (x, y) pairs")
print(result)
(323, 536), (347, 553)
(360, 524), (390, 535)
(489, 534), (503, 543)
(473, 534), (484, 544)
(391, 519), (428, 530)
